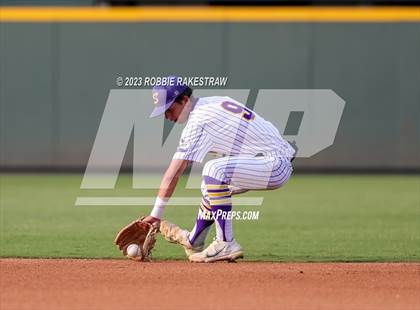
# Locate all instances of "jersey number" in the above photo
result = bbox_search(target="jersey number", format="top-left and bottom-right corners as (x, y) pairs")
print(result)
(221, 101), (255, 121)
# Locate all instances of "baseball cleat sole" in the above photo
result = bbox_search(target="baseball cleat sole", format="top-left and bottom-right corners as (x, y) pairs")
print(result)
(189, 250), (244, 263)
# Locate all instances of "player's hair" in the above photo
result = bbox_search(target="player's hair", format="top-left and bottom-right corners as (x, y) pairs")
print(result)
(174, 86), (193, 104)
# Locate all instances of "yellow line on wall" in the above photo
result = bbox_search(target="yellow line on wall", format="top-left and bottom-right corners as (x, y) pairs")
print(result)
(0, 6), (419, 23)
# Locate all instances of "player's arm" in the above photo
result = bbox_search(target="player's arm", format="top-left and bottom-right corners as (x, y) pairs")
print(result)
(144, 159), (191, 223)
(157, 159), (191, 199)
(145, 117), (212, 224)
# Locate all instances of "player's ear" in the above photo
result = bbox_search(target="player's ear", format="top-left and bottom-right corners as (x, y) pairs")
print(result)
(178, 96), (188, 106)
(184, 95), (191, 105)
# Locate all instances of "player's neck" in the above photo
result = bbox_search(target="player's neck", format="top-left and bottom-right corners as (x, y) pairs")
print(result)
(190, 96), (199, 110)
(190, 96), (200, 112)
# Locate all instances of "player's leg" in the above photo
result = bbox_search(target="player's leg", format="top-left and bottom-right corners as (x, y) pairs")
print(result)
(227, 155), (293, 191)
(203, 175), (234, 242)
(187, 196), (214, 252)
(159, 189), (214, 257)
(185, 181), (247, 257)
(160, 183), (228, 258)
(189, 157), (245, 262)
(187, 181), (249, 247)
(196, 156), (259, 244)
(205, 155), (292, 243)
(189, 155), (292, 262)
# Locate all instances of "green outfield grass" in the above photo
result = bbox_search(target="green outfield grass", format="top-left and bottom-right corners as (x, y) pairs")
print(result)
(0, 173), (419, 261)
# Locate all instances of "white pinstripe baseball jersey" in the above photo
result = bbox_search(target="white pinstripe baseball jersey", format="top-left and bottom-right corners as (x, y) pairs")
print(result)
(173, 96), (296, 163)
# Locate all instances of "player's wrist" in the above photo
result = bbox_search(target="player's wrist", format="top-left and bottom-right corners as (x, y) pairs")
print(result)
(150, 197), (168, 219)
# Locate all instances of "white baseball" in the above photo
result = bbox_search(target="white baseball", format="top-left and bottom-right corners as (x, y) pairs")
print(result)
(126, 244), (141, 258)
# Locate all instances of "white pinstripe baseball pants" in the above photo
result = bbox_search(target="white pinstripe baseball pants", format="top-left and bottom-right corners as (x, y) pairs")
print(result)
(200, 155), (293, 199)
(188, 155), (293, 244)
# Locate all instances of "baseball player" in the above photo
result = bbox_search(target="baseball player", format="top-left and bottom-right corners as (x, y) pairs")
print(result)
(143, 76), (295, 262)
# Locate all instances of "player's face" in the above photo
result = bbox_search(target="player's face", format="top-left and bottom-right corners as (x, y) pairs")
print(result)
(164, 102), (183, 122)
(165, 97), (191, 123)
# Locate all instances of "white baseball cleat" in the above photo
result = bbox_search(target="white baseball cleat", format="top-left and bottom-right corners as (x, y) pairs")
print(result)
(159, 220), (204, 257)
(189, 239), (244, 263)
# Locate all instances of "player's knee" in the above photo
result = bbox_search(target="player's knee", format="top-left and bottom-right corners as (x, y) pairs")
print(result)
(202, 160), (215, 177)
(202, 159), (228, 184)
(267, 182), (282, 190)
(267, 175), (291, 190)
(201, 197), (211, 209)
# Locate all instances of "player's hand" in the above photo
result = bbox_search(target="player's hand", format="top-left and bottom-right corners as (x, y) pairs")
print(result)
(142, 215), (161, 226)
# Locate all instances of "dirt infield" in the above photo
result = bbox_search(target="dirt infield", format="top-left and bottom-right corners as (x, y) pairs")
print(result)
(1, 259), (418, 310)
